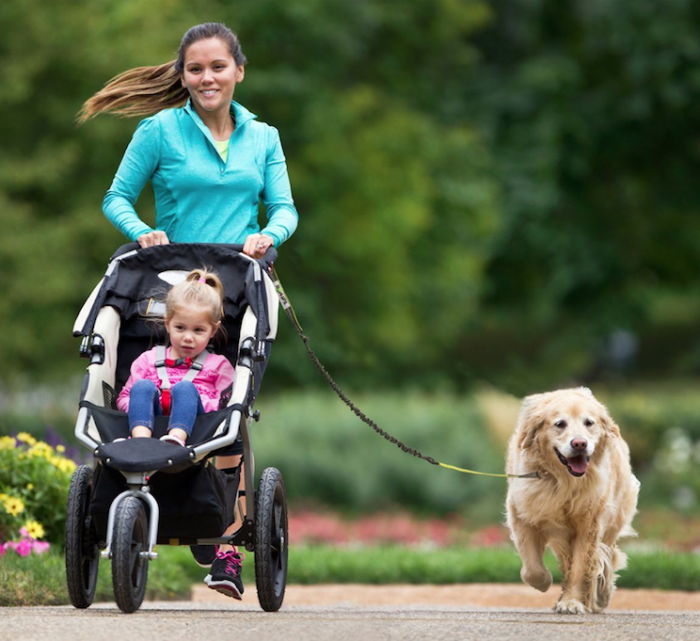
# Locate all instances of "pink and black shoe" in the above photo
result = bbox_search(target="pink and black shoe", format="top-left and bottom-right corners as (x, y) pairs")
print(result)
(204, 549), (245, 600)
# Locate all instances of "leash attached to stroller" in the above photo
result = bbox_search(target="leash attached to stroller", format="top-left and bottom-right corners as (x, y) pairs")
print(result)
(270, 267), (539, 481)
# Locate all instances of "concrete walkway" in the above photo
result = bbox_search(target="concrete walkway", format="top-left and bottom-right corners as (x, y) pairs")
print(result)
(192, 582), (700, 611)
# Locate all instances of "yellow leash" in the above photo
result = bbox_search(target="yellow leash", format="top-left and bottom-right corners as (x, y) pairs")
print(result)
(438, 462), (540, 479)
(270, 267), (540, 481)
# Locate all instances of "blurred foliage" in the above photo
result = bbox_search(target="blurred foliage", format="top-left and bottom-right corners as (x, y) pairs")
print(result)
(4, 382), (700, 519)
(0, 433), (76, 547)
(2, 0), (700, 397)
(4, 544), (700, 605)
(252, 391), (507, 522)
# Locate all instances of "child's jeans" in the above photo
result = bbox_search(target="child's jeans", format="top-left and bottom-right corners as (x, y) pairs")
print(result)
(128, 379), (204, 438)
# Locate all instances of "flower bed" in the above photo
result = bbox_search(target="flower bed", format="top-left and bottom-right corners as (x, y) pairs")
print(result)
(288, 509), (510, 548)
(0, 433), (76, 553)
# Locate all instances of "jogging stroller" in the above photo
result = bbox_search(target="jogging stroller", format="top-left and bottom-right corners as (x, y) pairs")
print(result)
(65, 243), (288, 613)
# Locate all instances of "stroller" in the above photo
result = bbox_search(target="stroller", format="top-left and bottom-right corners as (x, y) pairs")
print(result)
(65, 243), (288, 613)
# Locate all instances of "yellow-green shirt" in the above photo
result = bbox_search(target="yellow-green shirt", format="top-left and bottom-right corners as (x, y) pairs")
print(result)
(213, 138), (229, 162)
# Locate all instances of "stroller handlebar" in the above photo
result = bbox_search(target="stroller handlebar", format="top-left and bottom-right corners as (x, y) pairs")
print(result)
(110, 242), (278, 269)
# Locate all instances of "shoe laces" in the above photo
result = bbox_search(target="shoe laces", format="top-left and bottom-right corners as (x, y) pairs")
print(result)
(216, 549), (245, 575)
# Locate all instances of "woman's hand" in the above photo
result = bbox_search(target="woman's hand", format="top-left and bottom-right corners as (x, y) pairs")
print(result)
(136, 230), (170, 248)
(243, 233), (274, 259)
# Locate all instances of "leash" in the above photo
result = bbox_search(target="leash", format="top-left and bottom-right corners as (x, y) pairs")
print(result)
(270, 267), (539, 480)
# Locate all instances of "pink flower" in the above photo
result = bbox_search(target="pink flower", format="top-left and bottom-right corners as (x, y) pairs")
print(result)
(13, 539), (33, 557)
(0, 543), (6, 557)
(32, 540), (50, 555)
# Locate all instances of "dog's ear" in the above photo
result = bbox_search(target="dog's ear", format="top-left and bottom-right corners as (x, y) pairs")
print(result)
(516, 394), (545, 450)
(599, 406), (621, 437)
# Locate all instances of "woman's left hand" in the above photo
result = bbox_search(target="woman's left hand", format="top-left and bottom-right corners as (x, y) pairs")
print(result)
(243, 233), (274, 259)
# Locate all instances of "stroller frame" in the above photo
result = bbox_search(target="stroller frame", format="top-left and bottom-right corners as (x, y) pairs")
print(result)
(66, 243), (288, 613)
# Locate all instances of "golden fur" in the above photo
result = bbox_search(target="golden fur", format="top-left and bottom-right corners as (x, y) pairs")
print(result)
(505, 387), (639, 614)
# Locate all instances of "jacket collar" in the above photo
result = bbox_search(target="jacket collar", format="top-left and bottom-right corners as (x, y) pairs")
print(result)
(183, 99), (257, 144)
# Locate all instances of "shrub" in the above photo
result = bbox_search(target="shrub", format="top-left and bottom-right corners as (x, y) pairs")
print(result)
(252, 391), (507, 520)
(0, 433), (76, 550)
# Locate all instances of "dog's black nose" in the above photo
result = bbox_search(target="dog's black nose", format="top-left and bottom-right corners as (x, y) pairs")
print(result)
(571, 438), (588, 451)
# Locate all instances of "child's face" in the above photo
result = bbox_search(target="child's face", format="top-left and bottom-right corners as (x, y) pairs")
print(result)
(165, 308), (220, 360)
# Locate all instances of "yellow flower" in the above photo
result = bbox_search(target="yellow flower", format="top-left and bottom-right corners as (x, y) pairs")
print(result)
(23, 519), (45, 540)
(26, 483), (34, 491)
(3, 496), (25, 516)
(56, 444), (66, 453)
(0, 435), (16, 450)
(28, 442), (53, 459)
(50, 456), (77, 474)
(16, 432), (37, 446)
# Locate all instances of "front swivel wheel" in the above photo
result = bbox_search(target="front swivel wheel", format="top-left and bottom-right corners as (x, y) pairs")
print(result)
(111, 496), (149, 613)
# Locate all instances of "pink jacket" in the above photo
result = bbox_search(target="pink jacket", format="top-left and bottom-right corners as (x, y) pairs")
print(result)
(116, 346), (235, 413)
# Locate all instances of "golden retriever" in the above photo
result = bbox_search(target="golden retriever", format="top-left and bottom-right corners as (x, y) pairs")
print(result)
(505, 387), (639, 614)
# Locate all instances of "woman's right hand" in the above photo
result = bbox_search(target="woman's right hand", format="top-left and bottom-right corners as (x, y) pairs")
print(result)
(137, 230), (170, 248)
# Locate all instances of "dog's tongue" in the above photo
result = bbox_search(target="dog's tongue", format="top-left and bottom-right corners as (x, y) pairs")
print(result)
(567, 454), (589, 475)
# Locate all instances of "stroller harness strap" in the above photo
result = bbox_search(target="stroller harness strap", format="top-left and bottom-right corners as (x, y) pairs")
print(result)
(155, 345), (208, 415)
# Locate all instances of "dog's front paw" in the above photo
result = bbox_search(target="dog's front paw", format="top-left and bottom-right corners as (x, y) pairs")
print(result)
(521, 567), (552, 592)
(555, 597), (587, 615)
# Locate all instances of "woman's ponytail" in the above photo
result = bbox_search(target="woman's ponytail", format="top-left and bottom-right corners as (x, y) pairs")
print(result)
(77, 61), (188, 124)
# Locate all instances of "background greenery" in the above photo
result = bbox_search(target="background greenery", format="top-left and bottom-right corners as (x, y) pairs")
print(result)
(4, 545), (700, 605)
(3, 385), (700, 521)
(3, 0), (700, 393)
(3, 0), (700, 601)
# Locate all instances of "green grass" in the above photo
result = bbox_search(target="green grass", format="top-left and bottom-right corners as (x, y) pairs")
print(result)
(2, 544), (700, 606)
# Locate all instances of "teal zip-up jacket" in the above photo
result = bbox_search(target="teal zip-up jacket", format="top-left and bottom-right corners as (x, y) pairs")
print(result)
(102, 100), (298, 246)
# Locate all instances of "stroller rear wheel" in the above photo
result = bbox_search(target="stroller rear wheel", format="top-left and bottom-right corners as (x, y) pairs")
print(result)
(65, 465), (100, 608)
(254, 467), (288, 612)
(112, 496), (149, 613)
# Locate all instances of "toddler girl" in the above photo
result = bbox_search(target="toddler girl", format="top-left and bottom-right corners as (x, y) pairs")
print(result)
(116, 268), (234, 445)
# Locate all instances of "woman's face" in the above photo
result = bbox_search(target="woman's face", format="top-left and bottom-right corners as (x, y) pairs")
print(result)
(180, 37), (244, 117)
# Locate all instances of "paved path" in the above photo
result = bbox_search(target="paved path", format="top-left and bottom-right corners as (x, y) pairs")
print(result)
(3, 601), (700, 641)
(192, 582), (700, 611)
(3, 585), (700, 641)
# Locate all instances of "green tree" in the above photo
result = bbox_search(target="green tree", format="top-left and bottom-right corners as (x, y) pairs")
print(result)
(3, 0), (700, 393)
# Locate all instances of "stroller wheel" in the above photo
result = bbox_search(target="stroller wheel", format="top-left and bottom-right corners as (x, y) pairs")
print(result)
(65, 465), (100, 608)
(254, 467), (288, 612)
(112, 496), (149, 613)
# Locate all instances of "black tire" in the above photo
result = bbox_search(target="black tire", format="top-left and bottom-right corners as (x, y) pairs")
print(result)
(254, 467), (288, 612)
(65, 465), (100, 609)
(111, 496), (149, 613)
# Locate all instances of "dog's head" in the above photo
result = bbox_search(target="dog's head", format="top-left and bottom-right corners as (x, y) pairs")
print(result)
(515, 387), (619, 478)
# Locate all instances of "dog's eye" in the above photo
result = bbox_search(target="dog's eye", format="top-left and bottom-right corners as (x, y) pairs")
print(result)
(584, 418), (595, 427)
(554, 420), (567, 429)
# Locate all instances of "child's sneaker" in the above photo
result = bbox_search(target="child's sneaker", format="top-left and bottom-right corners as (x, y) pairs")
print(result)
(204, 549), (245, 600)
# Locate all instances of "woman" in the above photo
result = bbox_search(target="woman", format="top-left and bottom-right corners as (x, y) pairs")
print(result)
(79, 22), (298, 599)
(80, 22), (298, 259)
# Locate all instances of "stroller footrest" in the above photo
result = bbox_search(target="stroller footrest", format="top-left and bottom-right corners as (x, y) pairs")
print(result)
(97, 439), (194, 472)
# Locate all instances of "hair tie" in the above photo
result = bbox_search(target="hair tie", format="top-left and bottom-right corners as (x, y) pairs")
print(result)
(198, 277), (206, 284)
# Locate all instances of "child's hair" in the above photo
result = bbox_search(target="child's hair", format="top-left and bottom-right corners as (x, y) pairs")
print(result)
(165, 268), (224, 330)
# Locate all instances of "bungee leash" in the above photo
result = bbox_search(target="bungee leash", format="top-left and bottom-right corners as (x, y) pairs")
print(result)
(270, 267), (539, 480)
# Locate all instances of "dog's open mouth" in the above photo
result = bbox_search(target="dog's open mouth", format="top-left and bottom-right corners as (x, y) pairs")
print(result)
(555, 448), (590, 477)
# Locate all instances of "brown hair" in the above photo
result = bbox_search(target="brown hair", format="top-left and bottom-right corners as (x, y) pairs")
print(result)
(165, 268), (225, 331)
(77, 23), (247, 123)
